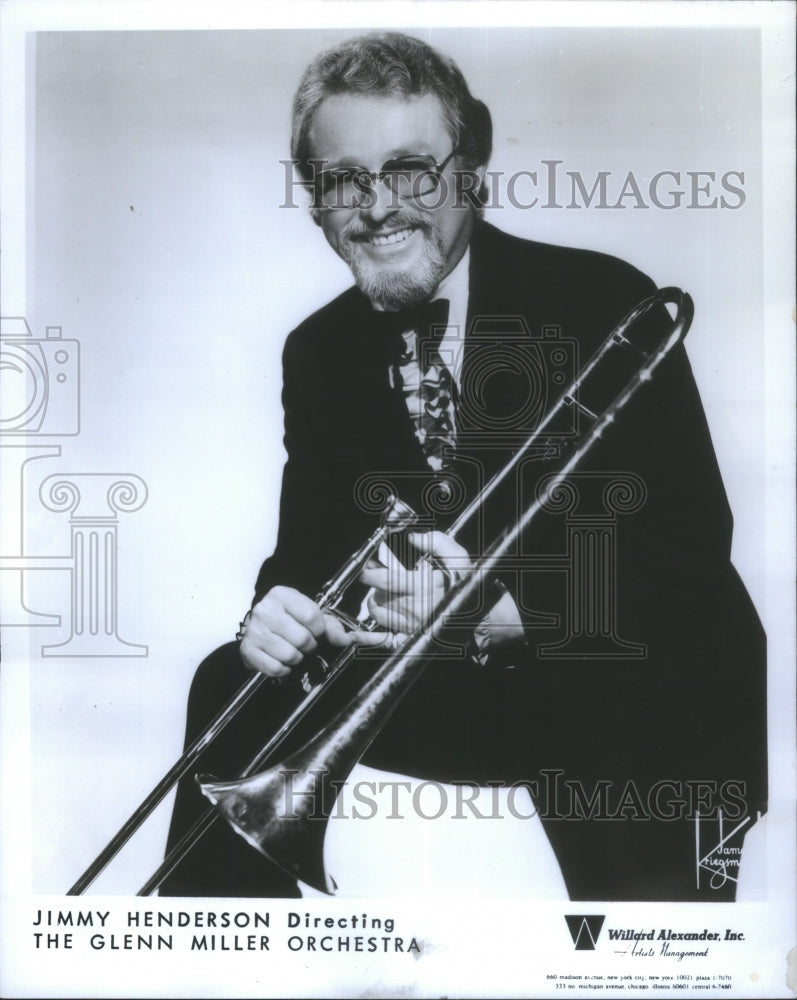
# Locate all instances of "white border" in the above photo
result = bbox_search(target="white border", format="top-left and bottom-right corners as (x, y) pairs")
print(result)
(1, 2), (794, 998)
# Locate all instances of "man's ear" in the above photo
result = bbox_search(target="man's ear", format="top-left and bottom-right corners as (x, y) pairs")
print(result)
(473, 163), (488, 198)
(310, 207), (323, 227)
(456, 161), (488, 208)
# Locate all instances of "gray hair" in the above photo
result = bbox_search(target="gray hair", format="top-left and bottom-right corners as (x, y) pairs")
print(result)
(291, 32), (492, 188)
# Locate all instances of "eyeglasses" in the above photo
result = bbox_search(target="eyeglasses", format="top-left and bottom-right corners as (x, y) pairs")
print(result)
(311, 149), (458, 210)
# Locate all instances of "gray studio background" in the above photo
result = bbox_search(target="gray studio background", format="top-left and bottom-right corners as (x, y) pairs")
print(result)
(27, 28), (763, 891)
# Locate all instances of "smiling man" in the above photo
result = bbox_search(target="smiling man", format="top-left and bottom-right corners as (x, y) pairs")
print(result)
(162, 32), (766, 901)
(305, 93), (475, 309)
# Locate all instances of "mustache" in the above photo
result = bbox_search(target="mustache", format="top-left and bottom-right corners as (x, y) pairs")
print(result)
(339, 210), (432, 242)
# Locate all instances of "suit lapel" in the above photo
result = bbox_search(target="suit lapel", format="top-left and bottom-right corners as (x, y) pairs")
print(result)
(462, 223), (549, 479)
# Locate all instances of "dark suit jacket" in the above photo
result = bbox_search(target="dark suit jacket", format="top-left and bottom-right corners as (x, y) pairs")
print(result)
(163, 221), (766, 900)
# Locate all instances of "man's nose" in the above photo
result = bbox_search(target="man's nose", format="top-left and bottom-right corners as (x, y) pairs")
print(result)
(358, 177), (400, 225)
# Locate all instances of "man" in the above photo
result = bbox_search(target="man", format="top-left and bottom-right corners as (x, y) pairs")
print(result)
(162, 32), (766, 900)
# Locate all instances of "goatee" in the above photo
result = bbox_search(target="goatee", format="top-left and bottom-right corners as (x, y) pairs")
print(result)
(332, 215), (448, 310)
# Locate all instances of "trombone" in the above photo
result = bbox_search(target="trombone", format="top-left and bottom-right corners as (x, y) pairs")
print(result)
(68, 287), (693, 895)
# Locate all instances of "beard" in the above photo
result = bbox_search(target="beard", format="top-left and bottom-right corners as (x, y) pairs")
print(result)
(329, 210), (448, 310)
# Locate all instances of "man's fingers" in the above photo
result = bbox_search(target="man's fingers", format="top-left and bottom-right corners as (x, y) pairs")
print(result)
(408, 531), (471, 577)
(239, 639), (292, 678)
(242, 586), (329, 676)
(323, 614), (356, 647)
(360, 557), (442, 594)
(357, 535), (469, 633)
(270, 586), (327, 639)
(361, 533), (472, 585)
(256, 611), (318, 655)
(359, 565), (415, 594)
(368, 596), (411, 634)
(346, 628), (406, 647)
(249, 606), (318, 660)
(256, 630), (307, 668)
(324, 612), (409, 650)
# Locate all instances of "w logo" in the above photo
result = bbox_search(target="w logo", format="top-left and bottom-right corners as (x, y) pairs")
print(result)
(564, 915), (605, 950)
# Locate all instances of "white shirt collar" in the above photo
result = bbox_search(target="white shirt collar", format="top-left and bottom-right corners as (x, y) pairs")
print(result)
(435, 249), (470, 388)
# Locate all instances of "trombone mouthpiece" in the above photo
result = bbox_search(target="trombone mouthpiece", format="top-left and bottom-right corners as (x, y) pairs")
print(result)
(381, 496), (419, 534)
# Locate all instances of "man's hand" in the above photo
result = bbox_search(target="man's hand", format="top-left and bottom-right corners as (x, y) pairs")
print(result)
(239, 587), (325, 678)
(353, 530), (523, 654)
(355, 531), (472, 639)
(239, 585), (389, 677)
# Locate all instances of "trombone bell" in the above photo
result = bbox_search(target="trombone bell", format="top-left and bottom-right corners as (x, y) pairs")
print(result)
(197, 766), (338, 895)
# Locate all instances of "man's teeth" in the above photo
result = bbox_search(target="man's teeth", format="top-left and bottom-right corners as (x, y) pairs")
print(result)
(366, 228), (413, 246)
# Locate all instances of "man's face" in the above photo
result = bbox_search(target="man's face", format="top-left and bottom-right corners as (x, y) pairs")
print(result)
(306, 93), (480, 309)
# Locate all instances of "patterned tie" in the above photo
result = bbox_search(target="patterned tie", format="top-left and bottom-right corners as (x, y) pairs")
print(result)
(379, 299), (455, 471)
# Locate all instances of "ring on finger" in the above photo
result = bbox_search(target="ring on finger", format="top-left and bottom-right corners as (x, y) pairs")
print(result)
(381, 631), (399, 651)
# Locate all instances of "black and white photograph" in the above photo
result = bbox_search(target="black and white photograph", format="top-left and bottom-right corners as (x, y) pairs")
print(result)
(1, 2), (794, 997)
